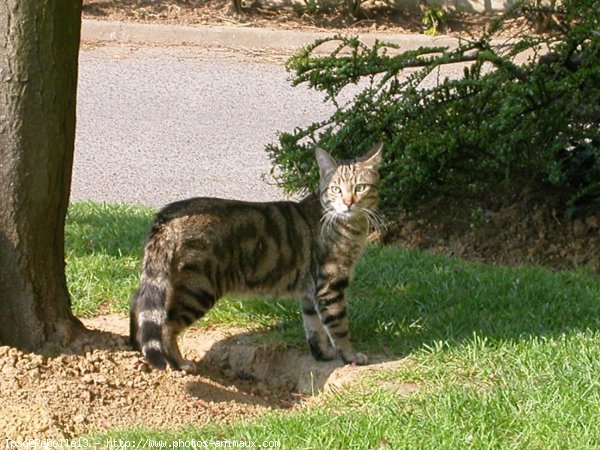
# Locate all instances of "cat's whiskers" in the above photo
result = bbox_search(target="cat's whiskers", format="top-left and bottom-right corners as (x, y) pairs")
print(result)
(320, 209), (340, 235)
(363, 207), (386, 234)
(321, 205), (382, 236)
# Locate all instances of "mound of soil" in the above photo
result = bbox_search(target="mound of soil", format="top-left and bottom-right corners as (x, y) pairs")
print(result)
(386, 193), (600, 273)
(1, 315), (401, 440)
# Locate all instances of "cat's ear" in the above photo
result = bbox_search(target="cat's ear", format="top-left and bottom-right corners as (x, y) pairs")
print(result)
(315, 147), (338, 177)
(361, 142), (383, 167)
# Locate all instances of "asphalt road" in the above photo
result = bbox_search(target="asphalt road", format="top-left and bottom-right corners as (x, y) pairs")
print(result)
(73, 25), (462, 208)
(73, 45), (339, 207)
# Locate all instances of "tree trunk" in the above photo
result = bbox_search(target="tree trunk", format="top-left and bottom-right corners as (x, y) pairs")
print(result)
(0, 0), (85, 350)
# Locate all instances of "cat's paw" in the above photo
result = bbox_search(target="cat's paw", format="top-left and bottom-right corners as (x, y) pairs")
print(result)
(168, 359), (198, 374)
(180, 360), (198, 374)
(342, 352), (368, 366)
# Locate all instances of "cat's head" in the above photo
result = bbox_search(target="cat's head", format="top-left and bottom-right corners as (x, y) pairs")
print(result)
(316, 143), (383, 223)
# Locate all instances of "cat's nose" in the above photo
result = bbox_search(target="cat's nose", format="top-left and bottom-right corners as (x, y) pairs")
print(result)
(343, 198), (353, 209)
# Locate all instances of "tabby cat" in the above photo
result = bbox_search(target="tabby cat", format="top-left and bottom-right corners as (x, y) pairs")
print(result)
(130, 143), (383, 372)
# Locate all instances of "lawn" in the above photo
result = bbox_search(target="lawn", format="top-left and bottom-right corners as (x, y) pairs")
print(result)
(66, 202), (600, 449)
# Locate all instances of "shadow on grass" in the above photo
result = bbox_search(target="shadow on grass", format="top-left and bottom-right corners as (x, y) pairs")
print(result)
(66, 202), (154, 258)
(349, 245), (600, 356)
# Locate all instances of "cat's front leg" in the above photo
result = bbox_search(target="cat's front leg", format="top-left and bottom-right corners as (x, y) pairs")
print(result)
(314, 280), (368, 366)
(300, 295), (337, 361)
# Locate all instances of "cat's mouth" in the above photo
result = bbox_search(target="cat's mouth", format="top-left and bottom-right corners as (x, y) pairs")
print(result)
(327, 205), (384, 232)
(335, 206), (365, 219)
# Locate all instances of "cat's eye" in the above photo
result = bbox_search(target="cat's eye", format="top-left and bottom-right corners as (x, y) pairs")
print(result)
(355, 184), (367, 193)
(330, 186), (342, 194)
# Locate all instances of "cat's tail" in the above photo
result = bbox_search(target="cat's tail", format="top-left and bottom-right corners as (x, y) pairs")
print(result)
(129, 221), (174, 370)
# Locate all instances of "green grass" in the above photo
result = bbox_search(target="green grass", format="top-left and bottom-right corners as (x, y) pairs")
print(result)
(65, 202), (153, 316)
(66, 202), (600, 449)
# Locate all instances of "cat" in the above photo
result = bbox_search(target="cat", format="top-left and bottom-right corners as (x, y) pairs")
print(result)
(130, 143), (383, 372)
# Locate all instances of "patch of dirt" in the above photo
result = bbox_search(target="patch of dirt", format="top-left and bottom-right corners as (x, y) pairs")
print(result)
(81, 0), (528, 38)
(1, 314), (403, 440)
(385, 192), (600, 273)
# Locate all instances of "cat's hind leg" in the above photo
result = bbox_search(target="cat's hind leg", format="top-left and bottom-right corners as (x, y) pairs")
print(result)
(162, 323), (196, 373)
(162, 282), (217, 372)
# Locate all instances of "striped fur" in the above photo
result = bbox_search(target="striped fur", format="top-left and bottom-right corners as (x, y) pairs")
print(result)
(130, 143), (383, 371)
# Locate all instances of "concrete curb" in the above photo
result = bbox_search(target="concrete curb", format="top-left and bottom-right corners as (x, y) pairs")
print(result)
(81, 19), (460, 53)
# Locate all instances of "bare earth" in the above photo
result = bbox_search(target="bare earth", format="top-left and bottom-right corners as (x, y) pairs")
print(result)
(1, 314), (404, 440)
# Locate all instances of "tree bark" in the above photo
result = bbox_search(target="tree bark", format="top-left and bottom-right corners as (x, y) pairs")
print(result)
(0, 0), (84, 350)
